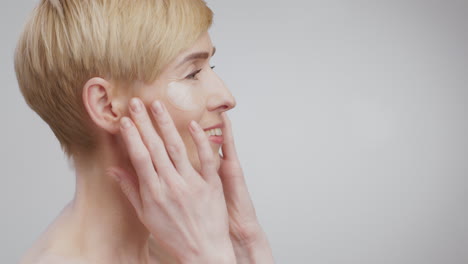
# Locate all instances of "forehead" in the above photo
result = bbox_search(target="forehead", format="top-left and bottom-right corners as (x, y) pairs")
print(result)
(184, 32), (213, 52)
(155, 32), (214, 79)
(173, 32), (214, 62)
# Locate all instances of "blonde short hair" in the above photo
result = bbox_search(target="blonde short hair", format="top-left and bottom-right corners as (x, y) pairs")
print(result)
(14, 0), (213, 157)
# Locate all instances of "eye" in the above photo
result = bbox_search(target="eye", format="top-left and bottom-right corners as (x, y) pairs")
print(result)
(185, 69), (202, 80)
(185, 65), (216, 80)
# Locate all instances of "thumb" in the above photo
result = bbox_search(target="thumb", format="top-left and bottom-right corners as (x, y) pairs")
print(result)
(220, 112), (240, 163)
(218, 155), (248, 195)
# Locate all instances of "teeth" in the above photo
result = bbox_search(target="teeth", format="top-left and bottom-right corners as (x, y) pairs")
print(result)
(205, 128), (222, 136)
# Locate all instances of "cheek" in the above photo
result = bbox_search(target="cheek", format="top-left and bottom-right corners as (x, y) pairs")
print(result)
(165, 81), (204, 111)
(162, 84), (204, 168)
(161, 82), (220, 172)
(163, 81), (205, 146)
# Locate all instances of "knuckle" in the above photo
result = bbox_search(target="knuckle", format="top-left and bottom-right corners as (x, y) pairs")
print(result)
(204, 165), (216, 176)
(203, 181), (219, 194)
(210, 177), (223, 188)
(159, 115), (172, 126)
(146, 141), (161, 154)
(166, 143), (184, 158)
(202, 155), (215, 165)
(143, 189), (161, 206)
(233, 223), (261, 246)
(189, 183), (206, 198)
(171, 197), (185, 211)
(141, 195), (154, 207)
(132, 150), (150, 164)
(168, 185), (187, 204)
(158, 164), (174, 173)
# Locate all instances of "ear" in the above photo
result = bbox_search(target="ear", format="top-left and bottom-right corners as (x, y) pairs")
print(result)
(82, 77), (125, 134)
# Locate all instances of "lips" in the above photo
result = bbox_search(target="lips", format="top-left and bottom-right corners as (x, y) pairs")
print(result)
(203, 123), (224, 131)
(208, 135), (223, 144)
(202, 123), (224, 144)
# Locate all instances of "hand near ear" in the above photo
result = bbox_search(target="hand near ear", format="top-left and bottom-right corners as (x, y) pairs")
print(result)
(107, 97), (274, 263)
(107, 98), (236, 264)
(218, 112), (275, 263)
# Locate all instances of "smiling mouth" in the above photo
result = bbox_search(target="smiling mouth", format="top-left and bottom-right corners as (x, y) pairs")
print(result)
(205, 127), (222, 137)
(205, 128), (223, 144)
(203, 123), (224, 144)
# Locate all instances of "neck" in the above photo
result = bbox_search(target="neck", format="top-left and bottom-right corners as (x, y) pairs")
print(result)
(67, 137), (150, 263)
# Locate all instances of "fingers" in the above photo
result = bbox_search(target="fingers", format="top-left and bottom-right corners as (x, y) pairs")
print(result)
(188, 120), (218, 183)
(126, 97), (219, 185)
(119, 116), (161, 193)
(107, 167), (142, 213)
(149, 100), (193, 176)
(128, 98), (183, 182)
(220, 112), (240, 162)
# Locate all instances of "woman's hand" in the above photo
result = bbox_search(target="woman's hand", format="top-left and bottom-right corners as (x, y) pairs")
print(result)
(218, 112), (275, 263)
(107, 98), (236, 264)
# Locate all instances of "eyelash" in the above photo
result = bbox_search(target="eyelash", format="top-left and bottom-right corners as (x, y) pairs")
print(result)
(185, 65), (216, 80)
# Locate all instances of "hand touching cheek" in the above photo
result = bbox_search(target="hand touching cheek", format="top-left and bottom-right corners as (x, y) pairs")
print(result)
(107, 98), (236, 264)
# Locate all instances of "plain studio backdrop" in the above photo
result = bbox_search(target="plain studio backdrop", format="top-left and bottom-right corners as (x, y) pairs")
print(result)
(1, 0), (467, 263)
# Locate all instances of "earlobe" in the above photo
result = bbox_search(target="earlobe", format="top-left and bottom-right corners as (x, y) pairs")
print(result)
(82, 77), (124, 135)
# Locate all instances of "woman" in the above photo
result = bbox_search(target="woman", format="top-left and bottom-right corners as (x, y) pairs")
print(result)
(15, 0), (274, 263)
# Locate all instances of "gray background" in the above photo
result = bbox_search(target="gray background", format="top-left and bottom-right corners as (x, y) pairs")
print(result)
(1, 0), (467, 263)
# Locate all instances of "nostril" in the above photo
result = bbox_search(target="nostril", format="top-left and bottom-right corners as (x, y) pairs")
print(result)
(206, 94), (236, 112)
(226, 97), (236, 111)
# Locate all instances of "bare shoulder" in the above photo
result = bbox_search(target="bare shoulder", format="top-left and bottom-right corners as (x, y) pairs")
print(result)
(18, 203), (86, 264)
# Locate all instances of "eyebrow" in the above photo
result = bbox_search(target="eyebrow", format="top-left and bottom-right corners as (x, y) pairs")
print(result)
(175, 46), (216, 69)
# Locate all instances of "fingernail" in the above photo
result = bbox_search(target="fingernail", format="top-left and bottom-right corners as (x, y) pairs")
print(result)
(190, 120), (199, 132)
(152, 101), (163, 114)
(121, 117), (132, 128)
(130, 98), (142, 112)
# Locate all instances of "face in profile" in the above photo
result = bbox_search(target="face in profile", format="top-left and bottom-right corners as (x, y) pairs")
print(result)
(132, 32), (236, 173)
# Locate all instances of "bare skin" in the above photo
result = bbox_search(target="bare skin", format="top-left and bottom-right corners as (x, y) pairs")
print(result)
(19, 32), (274, 264)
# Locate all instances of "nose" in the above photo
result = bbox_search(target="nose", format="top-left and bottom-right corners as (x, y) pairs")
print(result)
(206, 73), (236, 112)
